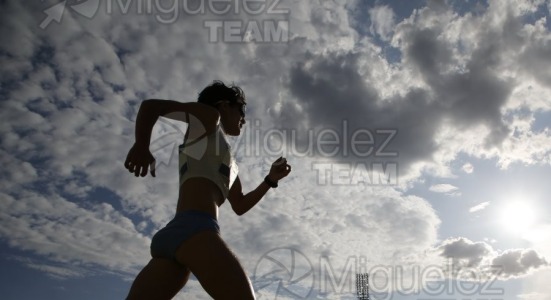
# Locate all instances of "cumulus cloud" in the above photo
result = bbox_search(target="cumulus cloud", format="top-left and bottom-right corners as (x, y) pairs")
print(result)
(0, 190), (151, 277)
(492, 249), (548, 278)
(1, 0), (551, 298)
(437, 237), (549, 279)
(272, 0), (551, 183)
(469, 201), (490, 213)
(439, 237), (494, 268)
(221, 158), (441, 265)
(462, 162), (474, 174)
(429, 183), (460, 194)
(369, 5), (395, 41)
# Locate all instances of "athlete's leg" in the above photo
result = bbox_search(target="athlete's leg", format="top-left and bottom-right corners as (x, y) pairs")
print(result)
(126, 258), (191, 300)
(175, 231), (256, 300)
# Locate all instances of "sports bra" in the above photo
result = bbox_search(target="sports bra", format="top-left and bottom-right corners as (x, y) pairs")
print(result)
(178, 125), (238, 199)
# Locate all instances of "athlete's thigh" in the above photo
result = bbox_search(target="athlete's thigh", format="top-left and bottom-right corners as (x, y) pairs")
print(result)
(175, 231), (255, 300)
(127, 258), (191, 300)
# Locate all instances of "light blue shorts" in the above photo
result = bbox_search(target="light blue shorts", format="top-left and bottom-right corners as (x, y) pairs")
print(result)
(150, 210), (220, 261)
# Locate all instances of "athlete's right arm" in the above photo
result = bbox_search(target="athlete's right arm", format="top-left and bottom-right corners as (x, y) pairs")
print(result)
(134, 99), (220, 146)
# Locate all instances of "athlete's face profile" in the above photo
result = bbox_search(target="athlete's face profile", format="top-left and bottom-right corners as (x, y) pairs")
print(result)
(234, 101), (246, 117)
(218, 99), (246, 136)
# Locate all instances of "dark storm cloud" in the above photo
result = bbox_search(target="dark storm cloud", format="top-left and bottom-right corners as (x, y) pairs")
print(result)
(519, 39), (551, 88)
(403, 26), (513, 146)
(280, 49), (441, 172)
(278, 11), (517, 175)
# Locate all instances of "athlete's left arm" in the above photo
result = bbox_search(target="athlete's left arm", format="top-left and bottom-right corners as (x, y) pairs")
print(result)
(227, 157), (291, 216)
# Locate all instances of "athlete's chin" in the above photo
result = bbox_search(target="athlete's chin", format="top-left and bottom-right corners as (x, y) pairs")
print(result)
(227, 127), (241, 136)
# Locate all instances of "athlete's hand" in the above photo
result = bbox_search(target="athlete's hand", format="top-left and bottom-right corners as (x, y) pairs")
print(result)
(124, 143), (156, 177)
(267, 157), (291, 182)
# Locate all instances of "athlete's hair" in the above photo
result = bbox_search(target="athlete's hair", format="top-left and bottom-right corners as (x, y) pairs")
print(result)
(198, 80), (245, 107)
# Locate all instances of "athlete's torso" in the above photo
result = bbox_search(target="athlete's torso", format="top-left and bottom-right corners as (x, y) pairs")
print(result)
(176, 125), (238, 219)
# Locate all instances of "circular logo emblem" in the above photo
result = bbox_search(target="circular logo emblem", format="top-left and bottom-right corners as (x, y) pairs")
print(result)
(150, 113), (208, 170)
(253, 247), (314, 299)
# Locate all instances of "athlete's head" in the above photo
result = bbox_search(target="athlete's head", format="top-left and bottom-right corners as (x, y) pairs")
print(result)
(198, 80), (246, 136)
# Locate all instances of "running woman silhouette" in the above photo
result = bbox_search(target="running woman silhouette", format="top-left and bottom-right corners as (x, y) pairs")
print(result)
(124, 81), (291, 299)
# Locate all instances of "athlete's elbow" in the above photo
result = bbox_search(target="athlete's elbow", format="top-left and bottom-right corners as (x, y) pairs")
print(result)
(231, 203), (249, 216)
(232, 206), (247, 216)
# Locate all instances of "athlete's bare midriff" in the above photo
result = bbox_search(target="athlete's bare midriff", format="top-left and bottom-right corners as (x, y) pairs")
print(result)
(176, 177), (225, 219)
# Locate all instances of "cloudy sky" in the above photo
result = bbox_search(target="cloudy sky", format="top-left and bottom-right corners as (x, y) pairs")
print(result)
(1, 0), (551, 299)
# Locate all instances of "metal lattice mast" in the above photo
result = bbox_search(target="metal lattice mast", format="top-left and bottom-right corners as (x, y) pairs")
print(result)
(356, 273), (370, 300)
